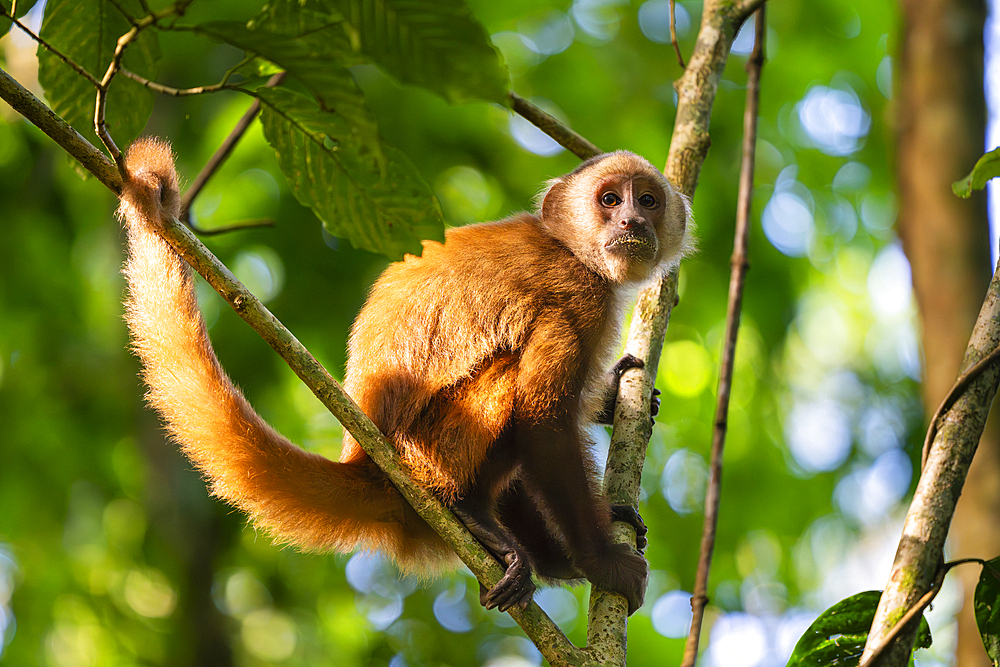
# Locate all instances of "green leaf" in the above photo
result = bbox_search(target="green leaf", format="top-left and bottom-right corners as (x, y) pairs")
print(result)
(257, 86), (444, 259)
(255, 0), (509, 104)
(952, 147), (1000, 198)
(37, 0), (159, 148)
(975, 557), (1000, 665)
(193, 20), (380, 151)
(786, 591), (932, 666)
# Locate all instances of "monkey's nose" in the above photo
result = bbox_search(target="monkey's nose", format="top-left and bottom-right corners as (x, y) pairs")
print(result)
(619, 218), (642, 230)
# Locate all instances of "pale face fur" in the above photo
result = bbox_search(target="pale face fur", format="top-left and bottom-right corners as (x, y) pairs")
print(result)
(540, 151), (693, 284)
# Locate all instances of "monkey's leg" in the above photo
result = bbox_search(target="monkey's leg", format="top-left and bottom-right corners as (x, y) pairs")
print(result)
(516, 420), (648, 615)
(497, 481), (581, 580)
(595, 353), (661, 425)
(451, 488), (536, 612)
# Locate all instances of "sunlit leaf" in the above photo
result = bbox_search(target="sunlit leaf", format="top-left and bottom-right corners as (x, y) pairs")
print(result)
(975, 557), (1000, 665)
(194, 20), (380, 152)
(786, 591), (931, 666)
(37, 0), (159, 148)
(254, 0), (509, 103)
(952, 147), (1000, 198)
(257, 86), (444, 259)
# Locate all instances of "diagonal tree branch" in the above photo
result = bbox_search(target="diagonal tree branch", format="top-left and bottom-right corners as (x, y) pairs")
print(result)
(0, 66), (122, 192)
(860, 258), (1000, 662)
(508, 92), (601, 159)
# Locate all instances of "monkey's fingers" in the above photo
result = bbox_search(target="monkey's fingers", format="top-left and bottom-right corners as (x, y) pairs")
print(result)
(650, 388), (661, 418)
(611, 353), (645, 378)
(481, 551), (536, 612)
(611, 505), (648, 553)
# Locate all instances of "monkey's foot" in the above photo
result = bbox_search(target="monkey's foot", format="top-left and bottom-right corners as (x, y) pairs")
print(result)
(581, 542), (649, 615)
(611, 505), (648, 554)
(480, 550), (536, 612)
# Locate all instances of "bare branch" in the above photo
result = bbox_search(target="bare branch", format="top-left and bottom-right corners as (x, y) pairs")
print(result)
(508, 92), (601, 160)
(669, 0), (686, 68)
(119, 69), (243, 96)
(181, 71), (287, 224)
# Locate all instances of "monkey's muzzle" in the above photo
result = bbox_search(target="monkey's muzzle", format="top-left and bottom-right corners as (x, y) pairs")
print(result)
(606, 231), (658, 260)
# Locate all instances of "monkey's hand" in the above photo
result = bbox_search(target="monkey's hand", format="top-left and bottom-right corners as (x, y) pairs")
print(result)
(581, 543), (648, 615)
(611, 504), (648, 554)
(480, 549), (536, 612)
(596, 354), (660, 426)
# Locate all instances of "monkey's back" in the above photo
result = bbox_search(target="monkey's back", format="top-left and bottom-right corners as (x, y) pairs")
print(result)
(341, 214), (620, 497)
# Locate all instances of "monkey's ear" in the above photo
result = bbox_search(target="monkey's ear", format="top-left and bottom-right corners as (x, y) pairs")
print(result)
(539, 177), (568, 223)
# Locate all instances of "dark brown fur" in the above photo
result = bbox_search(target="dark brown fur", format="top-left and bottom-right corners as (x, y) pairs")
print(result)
(120, 138), (692, 614)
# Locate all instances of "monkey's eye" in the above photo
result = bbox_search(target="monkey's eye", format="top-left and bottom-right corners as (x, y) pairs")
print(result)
(638, 193), (658, 208)
(601, 192), (622, 207)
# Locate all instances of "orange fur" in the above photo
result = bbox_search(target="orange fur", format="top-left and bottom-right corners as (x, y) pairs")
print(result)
(120, 140), (692, 608)
(120, 138), (448, 574)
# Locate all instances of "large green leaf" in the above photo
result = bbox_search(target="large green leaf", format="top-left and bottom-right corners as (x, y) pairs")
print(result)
(257, 86), (444, 259)
(37, 0), (159, 148)
(194, 20), (380, 152)
(255, 0), (509, 104)
(786, 591), (932, 666)
(975, 557), (1000, 665)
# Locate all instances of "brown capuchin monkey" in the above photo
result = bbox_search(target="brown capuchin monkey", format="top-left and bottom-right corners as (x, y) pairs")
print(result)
(120, 137), (693, 616)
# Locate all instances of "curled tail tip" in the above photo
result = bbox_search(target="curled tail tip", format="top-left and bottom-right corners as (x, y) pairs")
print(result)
(120, 136), (181, 222)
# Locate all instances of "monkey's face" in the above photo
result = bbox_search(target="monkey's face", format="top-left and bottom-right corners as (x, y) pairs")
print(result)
(596, 174), (664, 263)
(541, 151), (693, 285)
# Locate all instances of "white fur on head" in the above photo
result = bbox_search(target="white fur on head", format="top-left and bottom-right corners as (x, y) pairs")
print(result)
(540, 151), (694, 283)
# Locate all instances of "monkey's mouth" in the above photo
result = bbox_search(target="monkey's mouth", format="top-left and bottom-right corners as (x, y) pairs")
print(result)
(606, 232), (658, 260)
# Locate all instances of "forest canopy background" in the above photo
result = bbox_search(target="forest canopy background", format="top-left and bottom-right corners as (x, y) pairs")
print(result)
(0, 0), (991, 665)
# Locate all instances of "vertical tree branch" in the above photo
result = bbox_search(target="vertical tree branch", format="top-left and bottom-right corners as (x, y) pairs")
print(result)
(584, 1), (766, 662)
(681, 8), (764, 664)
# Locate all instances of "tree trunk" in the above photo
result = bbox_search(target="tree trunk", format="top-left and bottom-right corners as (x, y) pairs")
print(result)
(896, 0), (995, 664)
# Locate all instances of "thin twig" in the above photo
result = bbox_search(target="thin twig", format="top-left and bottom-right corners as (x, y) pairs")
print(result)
(95, 24), (146, 173)
(188, 219), (276, 236)
(508, 92), (601, 160)
(180, 71), (287, 225)
(669, 0), (686, 68)
(681, 7), (764, 666)
(119, 69), (243, 96)
(1, 8), (102, 88)
(921, 343), (1000, 467)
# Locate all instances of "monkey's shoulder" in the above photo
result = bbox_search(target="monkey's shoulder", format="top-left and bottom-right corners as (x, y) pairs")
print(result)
(417, 213), (606, 292)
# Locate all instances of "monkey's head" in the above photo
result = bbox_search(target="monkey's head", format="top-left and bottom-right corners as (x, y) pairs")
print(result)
(540, 151), (693, 284)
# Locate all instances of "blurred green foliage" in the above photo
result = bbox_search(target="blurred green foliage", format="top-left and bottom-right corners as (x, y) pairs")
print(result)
(0, 0), (946, 665)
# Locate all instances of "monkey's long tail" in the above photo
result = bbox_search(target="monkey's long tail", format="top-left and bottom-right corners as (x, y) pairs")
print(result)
(119, 138), (451, 574)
